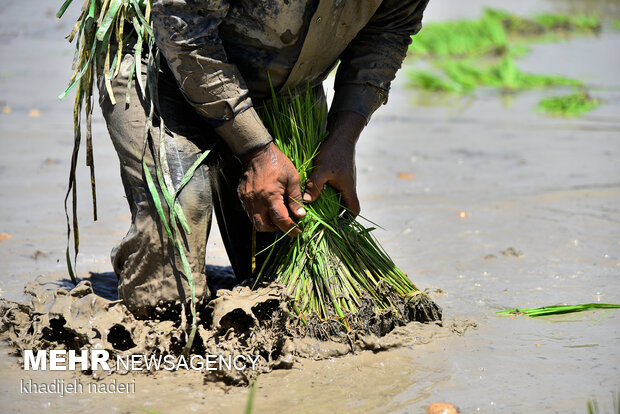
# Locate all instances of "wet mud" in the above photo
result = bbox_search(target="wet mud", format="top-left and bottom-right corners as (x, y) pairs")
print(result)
(0, 277), (452, 386)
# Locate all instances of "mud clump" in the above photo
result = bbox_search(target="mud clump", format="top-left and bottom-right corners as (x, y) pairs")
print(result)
(0, 278), (450, 385)
(0, 279), (291, 385)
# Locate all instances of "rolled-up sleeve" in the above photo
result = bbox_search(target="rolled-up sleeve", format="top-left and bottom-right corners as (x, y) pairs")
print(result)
(331, 0), (429, 122)
(152, 0), (271, 155)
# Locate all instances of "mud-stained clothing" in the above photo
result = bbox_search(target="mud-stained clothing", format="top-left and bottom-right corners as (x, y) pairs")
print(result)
(152, 0), (429, 155)
(99, 0), (429, 313)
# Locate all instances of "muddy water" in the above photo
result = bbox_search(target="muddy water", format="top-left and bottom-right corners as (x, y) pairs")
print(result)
(1, 0), (619, 413)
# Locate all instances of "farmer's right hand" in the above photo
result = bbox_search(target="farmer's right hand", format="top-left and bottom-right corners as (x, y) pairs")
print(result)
(238, 142), (306, 236)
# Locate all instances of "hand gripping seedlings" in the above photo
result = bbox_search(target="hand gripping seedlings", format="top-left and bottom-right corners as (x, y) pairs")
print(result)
(256, 86), (441, 337)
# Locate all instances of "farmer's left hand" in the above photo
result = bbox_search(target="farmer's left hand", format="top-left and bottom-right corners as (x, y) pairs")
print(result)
(303, 111), (366, 217)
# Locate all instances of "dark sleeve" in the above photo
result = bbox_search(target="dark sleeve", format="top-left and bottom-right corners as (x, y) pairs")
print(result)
(151, 0), (271, 155)
(330, 0), (430, 122)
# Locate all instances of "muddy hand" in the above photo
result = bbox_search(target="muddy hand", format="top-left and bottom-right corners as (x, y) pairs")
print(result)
(238, 141), (306, 235)
(303, 111), (366, 217)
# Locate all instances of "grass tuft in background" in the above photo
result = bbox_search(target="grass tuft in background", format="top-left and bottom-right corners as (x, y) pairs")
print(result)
(409, 57), (580, 94)
(537, 92), (601, 117)
(407, 8), (602, 116)
(410, 8), (600, 59)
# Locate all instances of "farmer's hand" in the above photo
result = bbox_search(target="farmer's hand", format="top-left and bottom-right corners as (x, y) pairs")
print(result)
(239, 142), (306, 235)
(303, 111), (366, 216)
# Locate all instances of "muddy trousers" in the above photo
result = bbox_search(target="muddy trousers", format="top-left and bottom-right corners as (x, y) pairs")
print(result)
(97, 52), (278, 317)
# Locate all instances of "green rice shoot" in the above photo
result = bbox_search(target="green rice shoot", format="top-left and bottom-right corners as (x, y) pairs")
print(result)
(244, 381), (257, 414)
(497, 303), (620, 318)
(586, 392), (620, 414)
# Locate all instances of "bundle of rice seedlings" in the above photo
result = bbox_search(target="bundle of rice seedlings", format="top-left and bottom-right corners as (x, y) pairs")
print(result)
(256, 87), (441, 336)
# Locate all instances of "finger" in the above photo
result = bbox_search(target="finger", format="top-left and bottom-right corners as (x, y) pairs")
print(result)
(303, 171), (328, 204)
(252, 213), (277, 232)
(339, 187), (361, 217)
(286, 173), (306, 219)
(269, 202), (301, 236)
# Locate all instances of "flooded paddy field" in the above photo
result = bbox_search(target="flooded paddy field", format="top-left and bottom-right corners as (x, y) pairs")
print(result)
(1, 0), (619, 412)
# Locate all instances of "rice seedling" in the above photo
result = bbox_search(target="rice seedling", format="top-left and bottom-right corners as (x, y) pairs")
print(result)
(408, 57), (581, 94)
(588, 399), (600, 414)
(538, 92), (600, 117)
(587, 391), (620, 414)
(244, 380), (257, 414)
(496, 303), (620, 318)
(256, 86), (440, 335)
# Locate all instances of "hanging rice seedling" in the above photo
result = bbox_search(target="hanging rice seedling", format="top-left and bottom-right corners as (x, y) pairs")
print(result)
(497, 303), (620, 318)
(57, 0), (156, 284)
(257, 86), (440, 335)
(57, 0), (208, 355)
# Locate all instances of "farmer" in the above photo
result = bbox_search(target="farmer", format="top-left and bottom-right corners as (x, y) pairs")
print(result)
(98, 0), (429, 318)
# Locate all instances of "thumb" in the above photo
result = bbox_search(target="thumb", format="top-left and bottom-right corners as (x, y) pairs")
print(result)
(287, 172), (306, 219)
(339, 186), (361, 217)
(303, 171), (328, 204)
